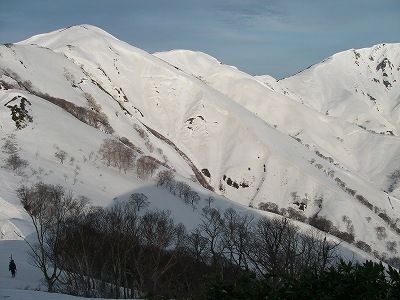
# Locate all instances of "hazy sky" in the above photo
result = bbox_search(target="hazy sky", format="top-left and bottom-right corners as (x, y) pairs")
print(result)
(1, 0), (399, 79)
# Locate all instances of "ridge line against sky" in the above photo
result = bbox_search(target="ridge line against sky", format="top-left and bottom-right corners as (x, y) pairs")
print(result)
(0, 0), (399, 79)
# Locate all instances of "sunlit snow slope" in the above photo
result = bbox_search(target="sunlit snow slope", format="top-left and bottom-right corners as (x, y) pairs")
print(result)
(1, 25), (399, 268)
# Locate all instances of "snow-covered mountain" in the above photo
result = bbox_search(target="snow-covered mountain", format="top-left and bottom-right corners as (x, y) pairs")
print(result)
(1, 25), (399, 292)
(155, 44), (400, 250)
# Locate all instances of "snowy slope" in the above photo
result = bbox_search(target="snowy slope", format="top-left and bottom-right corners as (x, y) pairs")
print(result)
(154, 48), (400, 189)
(0, 25), (399, 295)
(280, 44), (400, 132)
(155, 47), (400, 248)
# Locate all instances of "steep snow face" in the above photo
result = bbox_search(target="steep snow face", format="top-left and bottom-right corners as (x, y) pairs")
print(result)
(280, 44), (400, 134)
(154, 46), (400, 256)
(154, 47), (400, 197)
(1, 25), (400, 264)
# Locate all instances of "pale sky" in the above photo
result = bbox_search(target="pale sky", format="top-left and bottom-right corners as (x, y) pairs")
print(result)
(0, 0), (399, 79)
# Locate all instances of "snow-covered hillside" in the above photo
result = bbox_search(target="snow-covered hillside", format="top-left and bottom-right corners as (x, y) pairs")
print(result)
(155, 45), (400, 252)
(0, 25), (399, 295)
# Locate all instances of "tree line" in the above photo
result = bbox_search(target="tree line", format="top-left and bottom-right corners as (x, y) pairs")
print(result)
(17, 182), (344, 299)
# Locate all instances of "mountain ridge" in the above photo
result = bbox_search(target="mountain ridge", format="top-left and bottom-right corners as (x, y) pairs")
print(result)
(1, 25), (400, 270)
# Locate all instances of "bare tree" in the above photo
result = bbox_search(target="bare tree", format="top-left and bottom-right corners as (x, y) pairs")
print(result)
(122, 149), (136, 174)
(247, 217), (302, 280)
(83, 92), (102, 112)
(56, 206), (103, 297)
(99, 138), (136, 173)
(258, 202), (279, 214)
(205, 196), (215, 207)
(17, 182), (88, 292)
(175, 181), (191, 200)
(100, 202), (141, 298)
(55, 149), (68, 164)
(185, 190), (200, 207)
(247, 216), (338, 283)
(198, 207), (226, 271)
(99, 138), (116, 167)
(2, 134), (18, 154)
(2, 134), (28, 170)
(222, 208), (254, 271)
(298, 228), (339, 273)
(185, 228), (209, 264)
(129, 193), (150, 211)
(386, 241), (398, 254)
(4, 153), (28, 170)
(156, 169), (175, 187)
(136, 156), (159, 180)
(376, 226), (387, 240)
(136, 209), (186, 293)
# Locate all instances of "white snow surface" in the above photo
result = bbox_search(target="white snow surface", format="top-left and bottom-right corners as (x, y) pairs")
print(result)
(0, 25), (399, 297)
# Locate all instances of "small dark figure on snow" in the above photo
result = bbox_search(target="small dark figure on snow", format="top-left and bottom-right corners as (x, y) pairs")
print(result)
(9, 259), (17, 277)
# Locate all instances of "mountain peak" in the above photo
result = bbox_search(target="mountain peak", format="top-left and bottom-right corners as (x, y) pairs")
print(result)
(1, 26), (400, 280)
(281, 42), (400, 133)
(17, 24), (120, 49)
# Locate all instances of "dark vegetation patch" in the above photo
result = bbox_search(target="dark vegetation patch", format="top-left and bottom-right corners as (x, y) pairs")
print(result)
(4, 95), (33, 129)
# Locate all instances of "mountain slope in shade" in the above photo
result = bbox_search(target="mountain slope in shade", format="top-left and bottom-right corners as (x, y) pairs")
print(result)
(0, 24), (399, 278)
